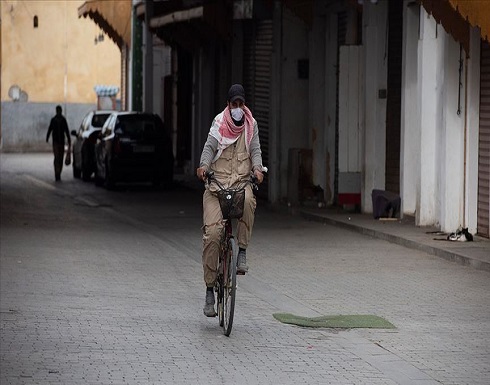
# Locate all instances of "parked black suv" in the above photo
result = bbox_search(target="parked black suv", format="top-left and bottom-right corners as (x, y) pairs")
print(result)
(95, 112), (173, 189)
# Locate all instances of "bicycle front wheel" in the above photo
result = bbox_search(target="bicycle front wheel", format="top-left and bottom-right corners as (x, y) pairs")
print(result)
(223, 237), (237, 336)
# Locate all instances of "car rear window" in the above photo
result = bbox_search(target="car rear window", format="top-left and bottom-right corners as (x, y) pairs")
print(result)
(117, 115), (162, 136)
(91, 114), (111, 128)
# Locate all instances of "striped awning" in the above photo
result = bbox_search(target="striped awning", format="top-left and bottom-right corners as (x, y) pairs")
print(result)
(94, 85), (120, 97)
(78, 0), (132, 48)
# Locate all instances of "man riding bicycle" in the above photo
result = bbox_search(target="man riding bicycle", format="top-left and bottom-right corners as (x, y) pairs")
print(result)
(196, 84), (265, 317)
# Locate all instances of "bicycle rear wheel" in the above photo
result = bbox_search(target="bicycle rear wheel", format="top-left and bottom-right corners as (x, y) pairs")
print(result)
(223, 237), (237, 336)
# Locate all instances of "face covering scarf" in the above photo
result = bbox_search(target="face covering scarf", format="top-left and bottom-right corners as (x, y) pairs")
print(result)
(209, 106), (254, 163)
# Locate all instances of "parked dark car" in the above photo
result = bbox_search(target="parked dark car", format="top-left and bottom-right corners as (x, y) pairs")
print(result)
(71, 110), (112, 181)
(95, 112), (174, 189)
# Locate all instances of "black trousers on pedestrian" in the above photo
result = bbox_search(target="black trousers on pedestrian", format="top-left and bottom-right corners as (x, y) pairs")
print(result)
(52, 143), (65, 180)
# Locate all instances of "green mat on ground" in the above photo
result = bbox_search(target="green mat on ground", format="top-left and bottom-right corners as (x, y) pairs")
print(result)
(273, 313), (395, 329)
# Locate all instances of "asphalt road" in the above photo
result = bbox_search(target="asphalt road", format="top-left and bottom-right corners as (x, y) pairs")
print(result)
(1, 153), (489, 384)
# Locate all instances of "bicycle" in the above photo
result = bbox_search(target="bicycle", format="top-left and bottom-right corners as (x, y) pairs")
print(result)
(204, 170), (264, 336)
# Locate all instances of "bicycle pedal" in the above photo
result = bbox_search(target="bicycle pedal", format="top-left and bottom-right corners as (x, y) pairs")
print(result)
(237, 271), (246, 275)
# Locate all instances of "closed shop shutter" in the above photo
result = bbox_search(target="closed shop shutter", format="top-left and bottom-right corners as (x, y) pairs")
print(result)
(478, 40), (490, 238)
(243, 20), (272, 198)
(335, 11), (347, 203)
(385, 0), (403, 195)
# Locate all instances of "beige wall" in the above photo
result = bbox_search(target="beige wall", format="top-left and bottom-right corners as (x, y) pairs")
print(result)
(1, 0), (121, 104)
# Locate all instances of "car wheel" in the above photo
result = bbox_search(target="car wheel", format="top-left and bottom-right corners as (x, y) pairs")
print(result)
(94, 168), (103, 187)
(104, 159), (115, 190)
(73, 165), (81, 179)
(81, 146), (93, 182)
(82, 165), (92, 181)
(152, 177), (161, 188)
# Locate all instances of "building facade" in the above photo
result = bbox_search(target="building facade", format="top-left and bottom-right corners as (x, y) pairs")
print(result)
(21, 0), (490, 238)
(0, 0), (121, 151)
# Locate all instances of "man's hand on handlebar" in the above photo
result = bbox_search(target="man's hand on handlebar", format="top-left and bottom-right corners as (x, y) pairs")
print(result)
(253, 169), (264, 184)
(253, 165), (267, 184)
(196, 167), (207, 181)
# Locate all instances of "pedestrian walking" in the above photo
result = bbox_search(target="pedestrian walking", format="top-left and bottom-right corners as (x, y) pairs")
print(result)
(46, 105), (71, 181)
(196, 83), (266, 317)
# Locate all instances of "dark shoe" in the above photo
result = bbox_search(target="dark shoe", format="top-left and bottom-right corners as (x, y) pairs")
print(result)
(203, 289), (216, 317)
(237, 249), (249, 273)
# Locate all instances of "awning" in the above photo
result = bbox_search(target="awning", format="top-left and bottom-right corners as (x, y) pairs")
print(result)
(136, 0), (232, 45)
(282, 0), (312, 26)
(150, 6), (204, 29)
(94, 85), (120, 97)
(448, 0), (490, 41)
(78, 0), (132, 48)
(420, 0), (490, 55)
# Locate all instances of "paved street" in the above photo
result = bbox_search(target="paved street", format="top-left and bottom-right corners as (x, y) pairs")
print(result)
(1, 153), (489, 385)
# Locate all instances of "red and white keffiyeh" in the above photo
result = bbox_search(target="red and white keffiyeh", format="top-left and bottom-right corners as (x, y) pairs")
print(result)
(209, 106), (254, 163)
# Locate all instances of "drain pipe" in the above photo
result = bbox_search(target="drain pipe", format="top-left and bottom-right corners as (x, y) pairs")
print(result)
(172, 49), (178, 162)
(144, 0), (153, 112)
(463, 47), (468, 228)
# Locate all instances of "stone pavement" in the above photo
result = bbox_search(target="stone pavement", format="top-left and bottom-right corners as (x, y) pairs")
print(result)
(300, 207), (490, 273)
(1, 153), (490, 385)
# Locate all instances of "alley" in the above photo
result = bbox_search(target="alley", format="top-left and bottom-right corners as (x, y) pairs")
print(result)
(1, 153), (489, 385)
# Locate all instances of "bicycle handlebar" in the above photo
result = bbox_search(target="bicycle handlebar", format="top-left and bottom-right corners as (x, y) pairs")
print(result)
(205, 166), (267, 191)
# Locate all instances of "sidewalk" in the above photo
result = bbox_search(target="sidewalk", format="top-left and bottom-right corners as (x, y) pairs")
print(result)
(300, 207), (490, 272)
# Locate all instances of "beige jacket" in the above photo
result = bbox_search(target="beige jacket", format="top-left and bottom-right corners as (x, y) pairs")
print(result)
(208, 132), (251, 192)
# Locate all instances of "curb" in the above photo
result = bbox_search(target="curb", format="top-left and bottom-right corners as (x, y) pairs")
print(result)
(301, 211), (490, 273)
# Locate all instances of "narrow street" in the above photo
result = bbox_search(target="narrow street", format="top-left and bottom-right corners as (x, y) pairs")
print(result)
(1, 153), (489, 385)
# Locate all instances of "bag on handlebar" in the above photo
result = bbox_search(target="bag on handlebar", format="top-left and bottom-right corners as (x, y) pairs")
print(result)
(217, 188), (245, 219)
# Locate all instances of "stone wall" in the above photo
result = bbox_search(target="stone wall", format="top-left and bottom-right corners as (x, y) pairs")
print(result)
(1, 102), (96, 152)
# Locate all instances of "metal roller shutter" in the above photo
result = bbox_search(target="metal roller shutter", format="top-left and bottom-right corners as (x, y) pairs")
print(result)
(478, 40), (490, 238)
(385, 0), (403, 195)
(335, 11), (347, 204)
(254, 21), (272, 170)
(243, 20), (272, 199)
